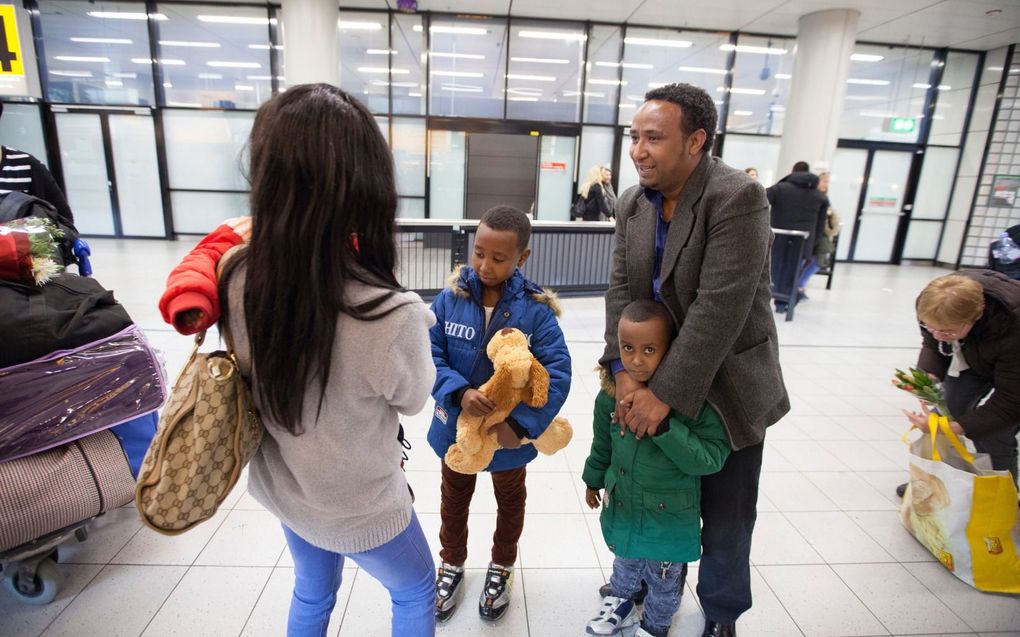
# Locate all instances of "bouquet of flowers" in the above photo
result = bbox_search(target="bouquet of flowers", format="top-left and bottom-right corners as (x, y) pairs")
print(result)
(892, 367), (951, 418)
(0, 217), (65, 285)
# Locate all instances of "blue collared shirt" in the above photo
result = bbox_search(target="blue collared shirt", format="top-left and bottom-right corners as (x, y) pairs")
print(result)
(610, 188), (671, 376)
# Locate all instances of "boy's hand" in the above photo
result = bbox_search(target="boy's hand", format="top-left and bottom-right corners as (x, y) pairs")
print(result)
(488, 421), (522, 449)
(462, 389), (495, 417)
(585, 488), (602, 509)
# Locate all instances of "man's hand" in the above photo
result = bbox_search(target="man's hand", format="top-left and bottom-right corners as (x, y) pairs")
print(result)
(488, 421), (522, 449)
(585, 487), (602, 509)
(461, 389), (495, 417)
(621, 388), (671, 439)
(613, 371), (644, 431)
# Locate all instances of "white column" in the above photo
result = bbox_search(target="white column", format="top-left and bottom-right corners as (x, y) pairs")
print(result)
(281, 0), (339, 87)
(775, 9), (859, 176)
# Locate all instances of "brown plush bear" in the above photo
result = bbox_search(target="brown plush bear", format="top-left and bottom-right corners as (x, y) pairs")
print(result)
(445, 327), (572, 474)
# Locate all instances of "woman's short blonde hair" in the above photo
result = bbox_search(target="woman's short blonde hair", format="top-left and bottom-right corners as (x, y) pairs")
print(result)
(917, 274), (985, 327)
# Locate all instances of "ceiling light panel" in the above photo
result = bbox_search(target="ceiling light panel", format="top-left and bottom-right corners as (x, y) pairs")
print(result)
(87, 11), (166, 21)
(197, 15), (269, 25)
(625, 37), (692, 48)
(511, 57), (570, 64)
(159, 40), (221, 48)
(720, 44), (788, 55)
(431, 52), (486, 60)
(70, 37), (132, 45)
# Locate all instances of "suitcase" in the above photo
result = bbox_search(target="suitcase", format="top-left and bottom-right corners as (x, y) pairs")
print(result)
(0, 429), (136, 604)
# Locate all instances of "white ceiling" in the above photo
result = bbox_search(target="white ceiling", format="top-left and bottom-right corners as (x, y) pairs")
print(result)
(319, 0), (1020, 51)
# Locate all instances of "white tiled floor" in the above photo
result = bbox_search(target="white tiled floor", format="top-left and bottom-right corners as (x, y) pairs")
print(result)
(2, 238), (1018, 636)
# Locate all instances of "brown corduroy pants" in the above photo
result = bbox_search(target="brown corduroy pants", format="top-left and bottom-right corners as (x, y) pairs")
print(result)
(438, 460), (527, 567)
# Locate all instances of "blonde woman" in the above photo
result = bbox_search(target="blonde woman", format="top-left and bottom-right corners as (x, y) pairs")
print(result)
(578, 164), (612, 221)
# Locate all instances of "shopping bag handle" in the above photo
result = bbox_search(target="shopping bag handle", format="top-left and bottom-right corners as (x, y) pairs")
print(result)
(928, 412), (974, 463)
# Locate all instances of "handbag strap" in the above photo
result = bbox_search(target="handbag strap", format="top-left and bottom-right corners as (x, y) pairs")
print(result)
(928, 412), (974, 463)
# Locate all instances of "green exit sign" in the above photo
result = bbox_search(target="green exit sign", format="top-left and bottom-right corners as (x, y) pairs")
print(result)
(888, 117), (916, 133)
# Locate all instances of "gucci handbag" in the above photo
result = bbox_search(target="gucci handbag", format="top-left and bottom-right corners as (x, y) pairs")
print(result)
(134, 301), (262, 535)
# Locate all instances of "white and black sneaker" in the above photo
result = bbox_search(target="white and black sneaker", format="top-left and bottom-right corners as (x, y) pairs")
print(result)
(586, 595), (638, 635)
(478, 562), (514, 622)
(434, 562), (465, 622)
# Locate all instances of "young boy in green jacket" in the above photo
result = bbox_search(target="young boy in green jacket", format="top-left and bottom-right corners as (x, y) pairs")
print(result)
(582, 299), (731, 637)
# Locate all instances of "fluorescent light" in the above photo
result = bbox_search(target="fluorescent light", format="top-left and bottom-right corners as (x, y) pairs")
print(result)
(70, 37), (132, 44)
(717, 86), (766, 95)
(619, 103), (636, 109)
(207, 61), (262, 68)
(912, 83), (952, 90)
(413, 25), (423, 32)
(50, 70), (92, 78)
(733, 110), (753, 116)
(859, 110), (898, 118)
(589, 78), (627, 86)
(648, 82), (667, 89)
(160, 40), (221, 48)
(441, 84), (483, 93)
(851, 53), (884, 62)
(678, 66), (727, 75)
(431, 51), (486, 60)
(247, 75), (273, 80)
(105, 80), (123, 87)
(372, 81), (419, 87)
(506, 88), (543, 96)
(775, 73), (792, 80)
(131, 57), (186, 65)
(987, 66), (1003, 72)
(87, 11), (166, 20)
(430, 25), (488, 35)
(769, 105), (785, 112)
(506, 73), (556, 82)
(430, 70), (483, 78)
(367, 49), (397, 55)
(197, 15), (269, 25)
(338, 20), (383, 30)
(563, 90), (605, 98)
(358, 67), (410, 75)
(508, 96), (540, 101)
(248, 44), (284, 50)
(518, 30), (586, 42)
(235, 84), (255, 91)
(168, 101), (202, 107)
(847, 78), (890, 85)
(54, 55), (110, 63)
(595, 61), (653, 70)
(162, 82), (172, 88)
(198, 72), (223, 79)
(112, 72), (137, 79)
(408, 92), (422, 97)
(625, 37), (692, 48)
(720, 44), (788, 55)
(511, 57), (570, 64)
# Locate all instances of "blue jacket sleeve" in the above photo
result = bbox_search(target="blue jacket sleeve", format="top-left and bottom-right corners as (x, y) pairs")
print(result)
(429, 291), (471, 409)
(509, 304), (572, 438)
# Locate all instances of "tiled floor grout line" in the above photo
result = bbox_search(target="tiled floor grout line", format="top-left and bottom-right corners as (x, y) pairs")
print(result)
(750, 564), (807, 637)
(333, 567), (359, 637)
(34, 566), (106, 637)
(236, 562), (277, 637)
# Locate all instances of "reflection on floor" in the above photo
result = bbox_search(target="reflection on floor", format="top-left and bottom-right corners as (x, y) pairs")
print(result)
(2, 238), (1018, 636)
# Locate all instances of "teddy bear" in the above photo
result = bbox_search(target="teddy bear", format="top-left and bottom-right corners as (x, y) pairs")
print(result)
(445, 327), (572, 474)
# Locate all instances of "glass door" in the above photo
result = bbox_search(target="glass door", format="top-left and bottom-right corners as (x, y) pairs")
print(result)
(53, 108), (166, 237)
(851, 150), (914, 262)
(830, 148), (868, 261)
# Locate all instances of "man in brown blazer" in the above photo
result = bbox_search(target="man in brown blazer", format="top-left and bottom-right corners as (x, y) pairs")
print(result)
(600, 83), (789, 637)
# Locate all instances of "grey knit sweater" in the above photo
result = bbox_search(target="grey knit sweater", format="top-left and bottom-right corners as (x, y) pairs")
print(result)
(226, 269), (436, 553)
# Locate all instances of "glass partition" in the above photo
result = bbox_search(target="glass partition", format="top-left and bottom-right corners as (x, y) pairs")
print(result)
(391, 13), (426, 116)
(338, 10), (391, 114)
(839, 44), (933, 143)
(156, 3), (273, 109)
(0, 103), (48, 162)
(38, 0), (155, 105)
(428, 16), (507, 119)
(428, 129), (465, 219)
(583, 25), (622, 125)
(929, 51), (981, 147)
(505, 19), (584, 123)
(720, 133), (780, 187)
(162, 109), (252, 190)
(618, 27), (730, 126)
(392, 117), (426, 197)
(536, 135), (575, 221)
(726, 34), (795, 136)
(577, 126), (615, 194)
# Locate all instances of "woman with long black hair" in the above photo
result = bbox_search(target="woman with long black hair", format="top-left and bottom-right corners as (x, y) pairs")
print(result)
(220, 84), (436, 636)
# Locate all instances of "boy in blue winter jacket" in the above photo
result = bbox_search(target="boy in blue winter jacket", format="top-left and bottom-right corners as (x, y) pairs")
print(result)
(428, 205), (572, 623)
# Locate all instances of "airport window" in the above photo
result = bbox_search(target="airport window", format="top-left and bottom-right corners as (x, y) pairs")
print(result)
(162, 109), (253, 191)
(725, 34), (796, 136)
(617, 27), (730, 127)
(583, 25), (622, 125)
(505, 19), (585, 123)
(392, 116), (426, 197)
(338, 10), (391, 114)
(838, 44), (933, 143)
(37, 0), (156, 106)
(929, 51), (981, 147)
(428, 15), (508, 119)
(391, 13), (426, 116)
(155, 4), (273, 109)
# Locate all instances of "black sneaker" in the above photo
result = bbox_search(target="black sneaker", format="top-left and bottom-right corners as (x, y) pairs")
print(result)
(434, 562), (464, 622)
(478, 562), (514, 622)
(896, 482), (908, 499)
(598, 579), (648, 605)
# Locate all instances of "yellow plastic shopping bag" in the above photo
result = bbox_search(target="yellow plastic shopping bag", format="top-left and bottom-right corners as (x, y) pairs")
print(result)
(901, 413), (1020, 593)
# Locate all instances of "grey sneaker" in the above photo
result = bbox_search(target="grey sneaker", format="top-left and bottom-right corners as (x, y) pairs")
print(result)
(478, 562), (514, 622)
(434, 562), (464, 622)
(586, 595), (638, 635)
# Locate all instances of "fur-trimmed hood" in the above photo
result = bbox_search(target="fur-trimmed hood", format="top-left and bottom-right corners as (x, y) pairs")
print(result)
(598, 365), (616, 399)
(447, 264), (562, 317)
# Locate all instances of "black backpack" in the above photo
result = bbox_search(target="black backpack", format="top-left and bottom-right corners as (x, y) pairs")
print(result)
(570, 194), (587, 220)
(0, 191), (79, 266)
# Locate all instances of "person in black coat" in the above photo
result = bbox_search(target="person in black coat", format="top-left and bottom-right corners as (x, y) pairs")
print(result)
(767, 161), (828, 308)
(578, 164), (612, 221)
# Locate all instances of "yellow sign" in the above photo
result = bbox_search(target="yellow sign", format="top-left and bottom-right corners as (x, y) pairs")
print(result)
(0, 5), (23, 76)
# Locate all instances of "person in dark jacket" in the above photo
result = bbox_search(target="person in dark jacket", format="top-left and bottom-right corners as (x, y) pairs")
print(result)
(767, 162), (828, 309)
(578, 164), (613, 221)
(903, 270), (1020, 485)
(428, 205), (572, 623)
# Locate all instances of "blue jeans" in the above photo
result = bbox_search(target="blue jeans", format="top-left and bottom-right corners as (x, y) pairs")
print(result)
(282, 511), (435, 637)
(609, 556), (686, 637)
(798, 257), (820, 290)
